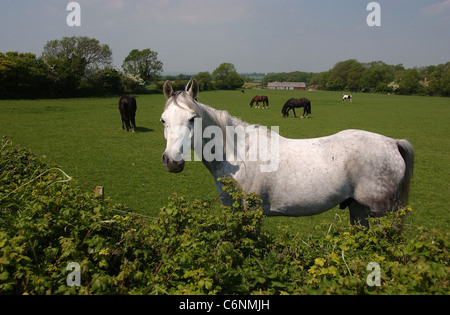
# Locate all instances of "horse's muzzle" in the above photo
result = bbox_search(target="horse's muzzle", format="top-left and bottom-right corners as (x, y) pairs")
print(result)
(162, 152), (185, 173)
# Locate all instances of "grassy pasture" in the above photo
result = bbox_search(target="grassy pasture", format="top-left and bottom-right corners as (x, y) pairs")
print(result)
(0, 90), (448, 234)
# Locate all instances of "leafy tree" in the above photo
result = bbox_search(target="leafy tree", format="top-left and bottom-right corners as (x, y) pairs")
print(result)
(347, 69), (363, 91)
(310, 61), (412, 94)
(42, 36), (112, 97)
(48, 55), (88, 97)
(399, 69), (421, 95)
(42, 36), (112, 72)
(427, 62), (450, 96)
(0, 52), (51, 99)
(310, 71), (331, 90)
(327, 59), (364, 91)
(122, 49), (163, 84)
(212, 63), (244, 90)
(122, 73), (146, 94)
(361, 61), (394, 91)
(194, 71), (214, 91)
(80, 67), (123, 96)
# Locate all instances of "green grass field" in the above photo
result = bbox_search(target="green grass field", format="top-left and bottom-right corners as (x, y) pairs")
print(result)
(0, 90), (448, 234)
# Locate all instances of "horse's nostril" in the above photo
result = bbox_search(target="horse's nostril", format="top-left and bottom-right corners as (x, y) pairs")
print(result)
(162, 153), (168, 166)
(161, 152), (185, 173)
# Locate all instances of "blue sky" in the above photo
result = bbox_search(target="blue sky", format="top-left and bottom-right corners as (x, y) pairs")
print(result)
(1, 0), (449, 73)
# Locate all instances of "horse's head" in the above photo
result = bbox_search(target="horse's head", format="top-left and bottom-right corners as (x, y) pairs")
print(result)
(281, 99), (291, 118)
(160, 80), (199, 173)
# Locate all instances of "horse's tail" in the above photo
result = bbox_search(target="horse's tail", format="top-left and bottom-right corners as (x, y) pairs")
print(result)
(130, 96), (137, 113)
(266, 97), (269, 108)
(307, 100), (311, 115)
(397, 139), (414, 208)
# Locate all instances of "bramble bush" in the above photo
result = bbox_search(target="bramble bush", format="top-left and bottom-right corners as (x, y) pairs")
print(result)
(0, 137), (448, 295)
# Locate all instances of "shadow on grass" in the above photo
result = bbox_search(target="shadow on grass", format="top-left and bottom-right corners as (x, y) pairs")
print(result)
(134, 126), (154, 133)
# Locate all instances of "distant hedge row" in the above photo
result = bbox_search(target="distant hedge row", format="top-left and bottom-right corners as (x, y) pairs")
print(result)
(309, 60), (450, 96)
(0, 137), (448, 295)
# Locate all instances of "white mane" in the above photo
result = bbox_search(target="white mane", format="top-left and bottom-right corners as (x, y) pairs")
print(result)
(166, 90), (253, 135)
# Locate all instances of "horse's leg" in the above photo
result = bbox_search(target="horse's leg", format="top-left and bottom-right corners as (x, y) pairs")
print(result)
(131, 116), (136, 133)
(348, 200), (370, 228)
(292, 108), (297, 118)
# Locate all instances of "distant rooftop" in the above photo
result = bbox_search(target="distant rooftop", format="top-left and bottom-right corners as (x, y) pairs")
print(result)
(267, 82), (306, 90)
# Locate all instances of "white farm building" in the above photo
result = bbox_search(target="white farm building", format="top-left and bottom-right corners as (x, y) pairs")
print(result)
(267, 82), (306, 90)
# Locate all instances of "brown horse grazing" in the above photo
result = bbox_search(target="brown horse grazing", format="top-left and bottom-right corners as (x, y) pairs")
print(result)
(250, 96), (269, 109)
(282, 98), (311, 118)
(119, 95), (137, 132)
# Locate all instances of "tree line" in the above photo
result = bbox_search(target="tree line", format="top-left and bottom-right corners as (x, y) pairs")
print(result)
(260, 60), (450, 97)
(0, 36), (163, 99)
(167, 63), (245, 93)
(0, 36), (244, 99)
(262, 72), (316, 87)
(1, 35), (448, 99)
(307, 59), (450, 96)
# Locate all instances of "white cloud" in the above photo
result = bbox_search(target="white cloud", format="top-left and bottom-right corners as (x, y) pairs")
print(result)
(75, 0), (256, 27)
(421, 0), (450, 15)
(105, 0), (127, 11)
(77, 0), (128, 12)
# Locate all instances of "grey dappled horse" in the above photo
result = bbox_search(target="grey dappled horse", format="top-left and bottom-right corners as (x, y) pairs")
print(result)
(160, 80), (414, 228)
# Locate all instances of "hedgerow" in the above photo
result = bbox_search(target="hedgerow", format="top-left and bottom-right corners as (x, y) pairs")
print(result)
(0, 137), (448, 295)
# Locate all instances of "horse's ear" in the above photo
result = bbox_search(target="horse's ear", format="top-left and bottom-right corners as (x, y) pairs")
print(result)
(163, 81), (173, 100)
(187, 79), (199, 100)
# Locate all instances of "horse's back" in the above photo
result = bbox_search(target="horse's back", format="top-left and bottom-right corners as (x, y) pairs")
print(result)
(255, 130), (409, 217)
(119, 95), (137, 114)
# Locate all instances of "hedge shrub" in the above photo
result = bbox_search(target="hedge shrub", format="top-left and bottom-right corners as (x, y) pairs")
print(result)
(0, 137), (448, 295)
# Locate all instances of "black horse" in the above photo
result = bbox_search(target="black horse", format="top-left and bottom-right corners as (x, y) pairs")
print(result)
(281, 98), (311, 118)
(119, 95), (137, 132)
